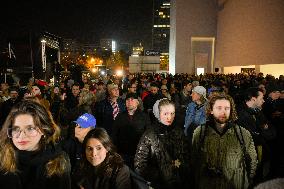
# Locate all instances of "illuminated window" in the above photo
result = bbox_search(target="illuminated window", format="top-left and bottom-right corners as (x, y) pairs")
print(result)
(197, 68), (205, 75)
(159, 12), (163, 15)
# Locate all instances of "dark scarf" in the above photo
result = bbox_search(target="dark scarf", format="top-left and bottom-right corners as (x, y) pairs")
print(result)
(16, 144), (62, 186)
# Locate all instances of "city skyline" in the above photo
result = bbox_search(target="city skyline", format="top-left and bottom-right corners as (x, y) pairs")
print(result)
(0, 0), (153, 49)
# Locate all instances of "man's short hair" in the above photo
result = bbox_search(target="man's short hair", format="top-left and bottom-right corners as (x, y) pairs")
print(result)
(150, 82), (159, 88)
(97, 81), (105, 86)
(242, 87), (262, 102)
(9, 86), (19, 93)
(182, 80), (191, 88)
(72, 82), (80, 88)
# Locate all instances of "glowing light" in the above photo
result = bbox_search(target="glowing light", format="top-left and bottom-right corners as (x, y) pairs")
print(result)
(91, 68), (98, 73)
(116, 70), (123, 77)
(100, 70), (106, 75)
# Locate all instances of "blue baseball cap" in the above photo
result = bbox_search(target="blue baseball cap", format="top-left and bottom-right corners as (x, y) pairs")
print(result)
(74, 113), (96, 128)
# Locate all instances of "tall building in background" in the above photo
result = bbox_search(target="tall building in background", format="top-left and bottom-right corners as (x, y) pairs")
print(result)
(152, 0), (170, 70)
(100, 39), (112, 51)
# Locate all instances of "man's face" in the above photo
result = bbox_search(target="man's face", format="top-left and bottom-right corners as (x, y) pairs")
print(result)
(126, 98), (139, 111)
(97, 84), (104, 90)
(269, 91), (280, 100)
(82, 77), (88, 84)
(211, 99), (231, 124)
(280, 91), (284, 99)
(253, 91), (265, 109)
(150, 86), (158, 95)
(258, 84), (266, 95)
(72, 85), (80, 97)
(9, 91), (18, 99)
(75, 125), (92, 143)
(32, 86), (41, 96)
(128, 84), (137, 93)
(109, 87), (119, 98)
(236, 80), (241, 86)
(184, 83), (192, 92)
(60, 82), (65, 89)
(114, 79), (120, 85)
(1, 83), (8, 91)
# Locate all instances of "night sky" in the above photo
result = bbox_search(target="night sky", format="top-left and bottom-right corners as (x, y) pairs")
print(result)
(0, 0), (153, 49)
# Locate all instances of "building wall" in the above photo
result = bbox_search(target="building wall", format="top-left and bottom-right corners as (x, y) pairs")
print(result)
(215, 0), (284, 67)
(169, 0), (217, 74)
(129, 56), (160, 73)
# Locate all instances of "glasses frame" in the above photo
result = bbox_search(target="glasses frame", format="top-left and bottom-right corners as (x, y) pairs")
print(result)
(7, 126), (40, 139)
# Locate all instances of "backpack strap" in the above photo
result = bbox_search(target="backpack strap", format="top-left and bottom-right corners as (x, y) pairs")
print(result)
(198, 123), (208, 152)
(232, 123), (251, 188)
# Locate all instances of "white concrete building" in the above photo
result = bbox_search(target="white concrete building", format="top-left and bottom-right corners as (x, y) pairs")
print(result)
(169, 0), (284, 78)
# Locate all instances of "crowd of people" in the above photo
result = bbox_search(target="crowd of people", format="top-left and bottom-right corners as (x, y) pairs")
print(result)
(0, 72), (283, 189)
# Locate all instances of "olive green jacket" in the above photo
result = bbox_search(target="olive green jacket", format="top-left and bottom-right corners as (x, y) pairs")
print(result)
(192, 123), (258, 189)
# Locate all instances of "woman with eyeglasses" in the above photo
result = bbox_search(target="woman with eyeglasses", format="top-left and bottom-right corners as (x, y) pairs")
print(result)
(0, 100), (71, 189)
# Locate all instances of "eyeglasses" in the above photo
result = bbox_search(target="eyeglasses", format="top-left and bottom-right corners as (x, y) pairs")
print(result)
(7, 126), (40, 138)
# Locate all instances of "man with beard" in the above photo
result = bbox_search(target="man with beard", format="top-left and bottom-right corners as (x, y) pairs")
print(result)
(191, 92), (258, 189)
(143, 82), (163, 122)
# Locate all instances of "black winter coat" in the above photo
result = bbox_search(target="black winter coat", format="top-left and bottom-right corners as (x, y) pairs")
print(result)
(112, 110), (150, 157)
(134, 120), (191, 189)
(0, 145), (71, 189)
(73, 154), (131, 189)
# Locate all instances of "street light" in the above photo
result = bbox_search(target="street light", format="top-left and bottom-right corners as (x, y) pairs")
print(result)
(41, 39), (47, 80)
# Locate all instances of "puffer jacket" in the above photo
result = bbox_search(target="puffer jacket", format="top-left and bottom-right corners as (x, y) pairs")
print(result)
(134, 120), (191, 189)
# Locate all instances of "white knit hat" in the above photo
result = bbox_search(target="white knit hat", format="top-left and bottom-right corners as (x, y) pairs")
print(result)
(152, 98), (168, 122)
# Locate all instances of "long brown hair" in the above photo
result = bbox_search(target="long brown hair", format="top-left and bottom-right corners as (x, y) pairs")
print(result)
(81, 128), (123, 177)
(0, 100), (61, 173)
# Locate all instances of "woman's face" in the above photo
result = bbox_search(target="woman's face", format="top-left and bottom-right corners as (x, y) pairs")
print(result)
(159, 104), (175, 126)
(85, 138), (108, 166)
(11, 114), (43, 151)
